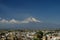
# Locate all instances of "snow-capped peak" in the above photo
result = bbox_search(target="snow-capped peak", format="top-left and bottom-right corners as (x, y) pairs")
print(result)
(22, 17), (40, 23)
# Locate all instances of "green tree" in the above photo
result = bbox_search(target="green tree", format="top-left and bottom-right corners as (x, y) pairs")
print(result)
(33, 38), (39, 40)
(36, 31), (43, 40)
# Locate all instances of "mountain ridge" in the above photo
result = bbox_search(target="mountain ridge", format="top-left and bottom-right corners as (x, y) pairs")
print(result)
(0, 17), (60, 30)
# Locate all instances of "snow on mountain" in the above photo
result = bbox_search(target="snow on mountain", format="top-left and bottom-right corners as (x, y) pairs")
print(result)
(21, 17), (40, 23)
(0, 17), (40, 24)
(0, 17), (60, 30)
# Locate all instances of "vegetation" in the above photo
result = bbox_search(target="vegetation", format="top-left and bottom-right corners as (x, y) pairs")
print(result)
(33, 38), (39, 40)
(36, 31), (43, 40)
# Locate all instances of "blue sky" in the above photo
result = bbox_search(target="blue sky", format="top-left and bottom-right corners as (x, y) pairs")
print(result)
(0, 0), (60, 24)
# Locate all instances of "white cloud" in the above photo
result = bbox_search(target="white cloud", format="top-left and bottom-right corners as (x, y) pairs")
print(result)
(9, 19), (19, 24)
(0, 19), (19, 24)
(0, 17), (41, 24)
(0, 19), (8, 23)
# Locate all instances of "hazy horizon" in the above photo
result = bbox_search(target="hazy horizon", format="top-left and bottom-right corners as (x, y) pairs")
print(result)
(0, 0), (60, 30)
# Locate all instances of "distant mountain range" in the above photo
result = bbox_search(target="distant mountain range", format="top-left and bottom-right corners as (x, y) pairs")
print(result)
(0, 17), (60, 30)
